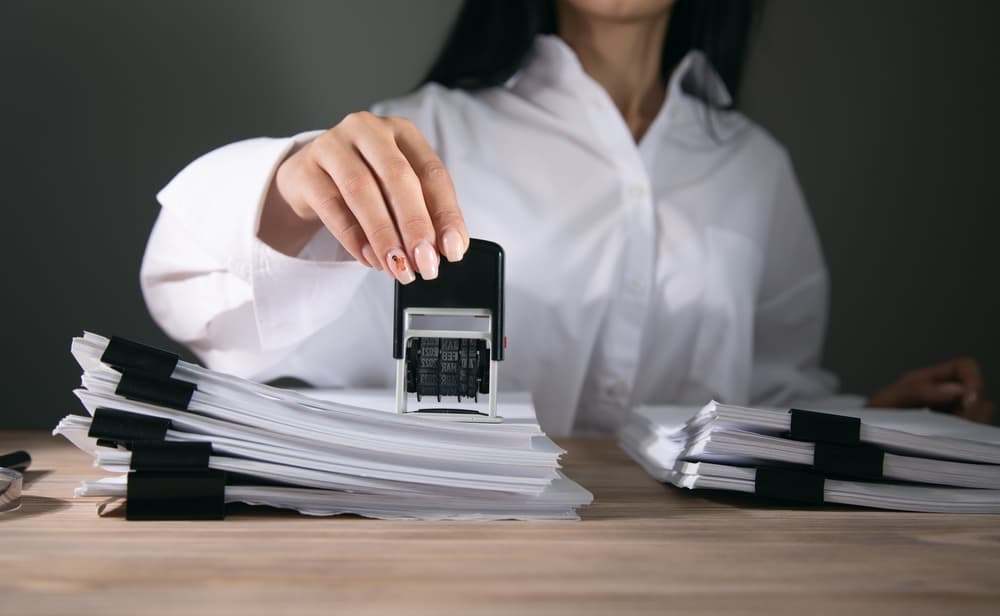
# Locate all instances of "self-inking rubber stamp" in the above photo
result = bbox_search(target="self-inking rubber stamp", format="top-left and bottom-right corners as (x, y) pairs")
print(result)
(393, 238), (505, 422)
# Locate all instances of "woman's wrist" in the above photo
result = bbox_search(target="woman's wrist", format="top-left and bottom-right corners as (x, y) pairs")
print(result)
(257, 173), (323, 257)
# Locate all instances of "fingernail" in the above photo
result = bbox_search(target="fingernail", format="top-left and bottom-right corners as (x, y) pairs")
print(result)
(441, 228), (465, 263)
(940, 382), (965, 396)
(413, 240), (440, 280)
(386, 248), (415, 284)
(361, 244), (381, 270)
(964, 390), (979, 408)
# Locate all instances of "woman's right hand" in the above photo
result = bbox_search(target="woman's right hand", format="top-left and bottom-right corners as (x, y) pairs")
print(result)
(257, 111), (470, 284)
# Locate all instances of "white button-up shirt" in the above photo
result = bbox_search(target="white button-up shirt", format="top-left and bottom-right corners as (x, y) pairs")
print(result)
(142, 35), (847, 436)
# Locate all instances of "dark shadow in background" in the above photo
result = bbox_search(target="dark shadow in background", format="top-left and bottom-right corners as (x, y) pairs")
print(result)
(1, 0), (997, 429)
(741, 0), (1000, 403)
(0, 0), (459, 428)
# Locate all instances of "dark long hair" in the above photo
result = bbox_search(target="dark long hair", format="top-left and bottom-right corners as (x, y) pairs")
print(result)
(424, 0), (761, 108)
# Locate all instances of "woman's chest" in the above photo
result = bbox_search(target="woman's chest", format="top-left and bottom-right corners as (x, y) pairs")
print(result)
(446, 132), (769, 317)
(439, 134), (771, 397)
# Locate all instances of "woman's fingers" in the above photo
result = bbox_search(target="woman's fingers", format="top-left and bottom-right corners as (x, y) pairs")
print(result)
(347, 113), (440, 280)
(392, 117), (469, 262)
(956, 400), (996, 424)
(912, 380), (966, 408)
(277, 111), (467, 282)
(312, 123), (415, 283)
(868, 357), (990, 414)
(294, 161), (373, 268)
(912, 357), (984, 408)
(951, 357), (985, 407)
(869, 377), (961, 409)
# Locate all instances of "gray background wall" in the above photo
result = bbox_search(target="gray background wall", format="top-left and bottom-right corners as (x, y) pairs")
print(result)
(1, 0), (997, 429)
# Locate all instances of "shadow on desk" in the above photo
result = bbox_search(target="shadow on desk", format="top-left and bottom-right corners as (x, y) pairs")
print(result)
(560, 439), (867, 520)
(694, 489), (862, 512)
(2, 495), (71, 520)
(22, 469), (52, 488)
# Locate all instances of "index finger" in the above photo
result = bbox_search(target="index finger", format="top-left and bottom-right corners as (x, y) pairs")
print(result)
(391, 118), (469, 262)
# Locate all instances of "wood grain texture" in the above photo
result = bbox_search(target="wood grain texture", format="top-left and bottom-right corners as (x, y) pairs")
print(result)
(2, 431), (999, 615)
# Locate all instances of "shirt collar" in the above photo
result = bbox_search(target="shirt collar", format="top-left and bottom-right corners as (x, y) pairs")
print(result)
(506, 34), (749, 186)
(508, 34), (734, 112)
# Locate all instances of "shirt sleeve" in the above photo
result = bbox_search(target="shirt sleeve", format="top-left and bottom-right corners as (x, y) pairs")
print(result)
(749, 150), (865, 409)
(140, 130), (372, 379)
(140, 88), (446, 381)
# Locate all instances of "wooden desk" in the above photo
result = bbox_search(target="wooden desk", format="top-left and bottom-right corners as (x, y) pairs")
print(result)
(2, 431), (999, 615)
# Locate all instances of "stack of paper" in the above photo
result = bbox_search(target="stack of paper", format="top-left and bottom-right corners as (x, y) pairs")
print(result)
(621, 401), (1000, 513)
(54, 333), (592, 520)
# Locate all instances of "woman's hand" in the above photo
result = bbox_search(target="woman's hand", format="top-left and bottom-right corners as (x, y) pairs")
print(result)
(868, 357), (995, 423)
(258, 112), (469, 284)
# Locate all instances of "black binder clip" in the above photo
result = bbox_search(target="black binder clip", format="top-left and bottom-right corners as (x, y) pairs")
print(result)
(126, 441), (224, 520)
(88, 407), (171, 449)
(393, 238), (505, 422)
(126, 469), (226, 520)
(754, 467), (825, 505)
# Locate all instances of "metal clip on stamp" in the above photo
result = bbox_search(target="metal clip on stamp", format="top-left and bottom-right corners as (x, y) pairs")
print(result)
(393, 239), (505, 422)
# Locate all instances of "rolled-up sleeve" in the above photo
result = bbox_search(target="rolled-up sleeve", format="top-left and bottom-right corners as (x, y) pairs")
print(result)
(140, 131), (371, 378)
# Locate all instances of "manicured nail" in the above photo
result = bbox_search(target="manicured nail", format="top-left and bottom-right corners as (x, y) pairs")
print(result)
(413, 240), (439, 280)
(386, 248), (415, 284)
(361, 244), (381, 270)
(441, 228), (465, 263)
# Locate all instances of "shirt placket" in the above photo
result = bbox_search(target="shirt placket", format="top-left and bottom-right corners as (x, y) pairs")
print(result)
(579, 82), (657, 426)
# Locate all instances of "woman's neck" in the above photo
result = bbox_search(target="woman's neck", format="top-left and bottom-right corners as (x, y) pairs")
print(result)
(557, 2), (671, 142)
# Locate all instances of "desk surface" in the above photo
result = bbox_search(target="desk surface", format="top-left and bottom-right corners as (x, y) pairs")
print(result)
(3, 431), (999, 615)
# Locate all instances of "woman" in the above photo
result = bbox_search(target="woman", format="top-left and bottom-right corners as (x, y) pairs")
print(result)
(141, 0), (993, 434)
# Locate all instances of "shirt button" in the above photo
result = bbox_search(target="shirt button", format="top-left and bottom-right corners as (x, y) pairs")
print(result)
(628, 184), (648, 200)
(605, 381), (628, 399)
(626, 278), (646, 295)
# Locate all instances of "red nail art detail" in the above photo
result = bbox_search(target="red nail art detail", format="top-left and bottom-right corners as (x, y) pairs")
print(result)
(391, 254), (407, 273)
